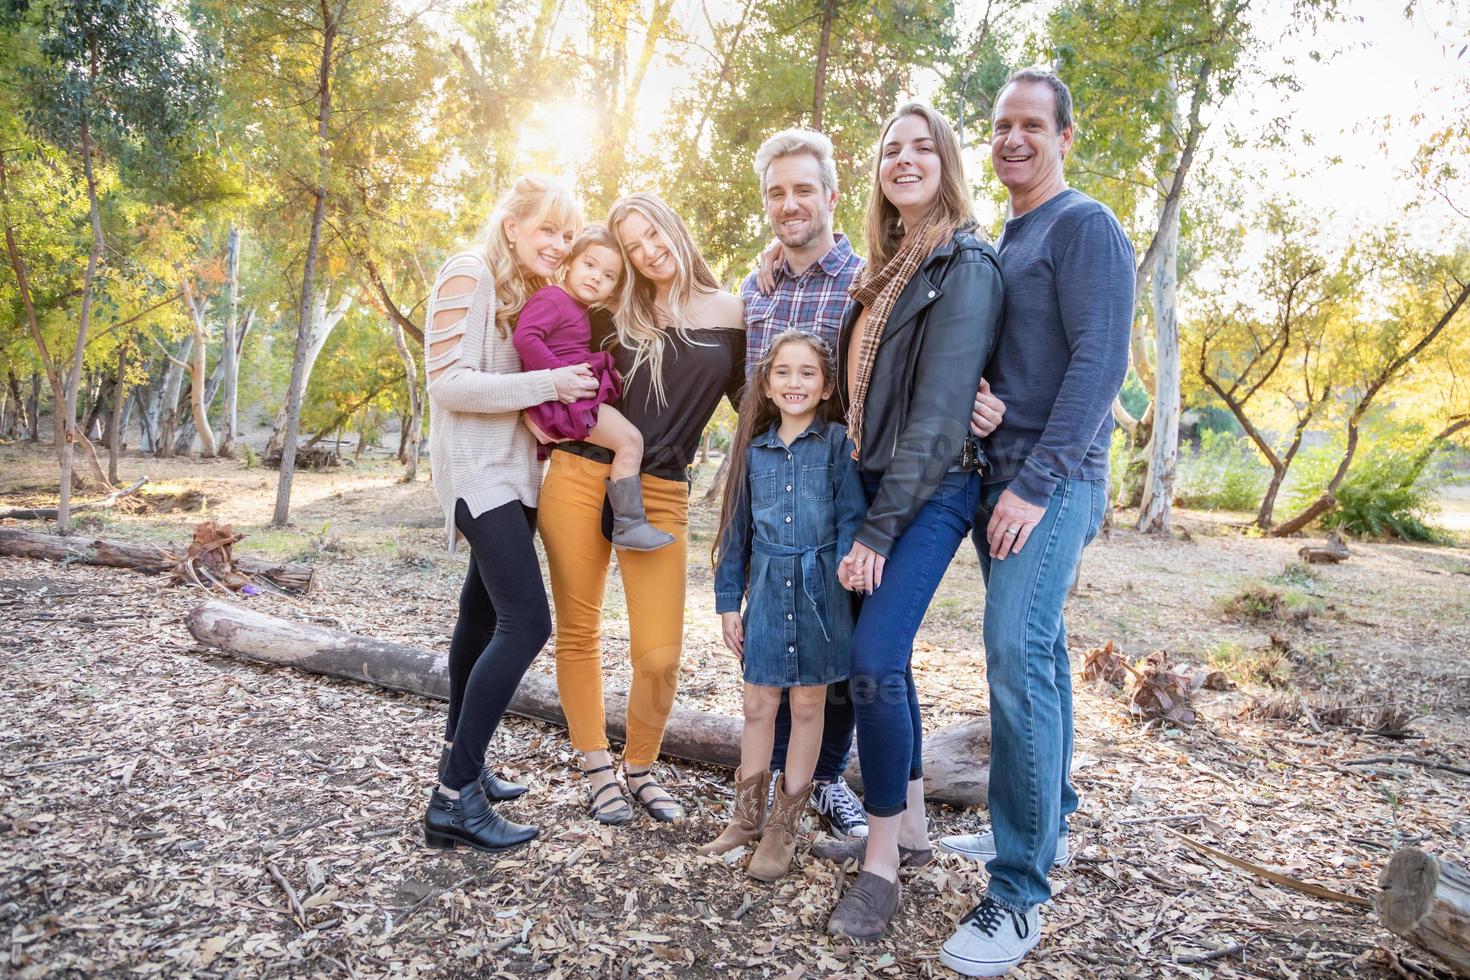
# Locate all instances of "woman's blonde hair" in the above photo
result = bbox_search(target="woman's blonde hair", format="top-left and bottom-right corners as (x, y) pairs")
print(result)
(474, 174), (582, 337)
(861, 102), (975, 270)
(605, 193), (719, 407)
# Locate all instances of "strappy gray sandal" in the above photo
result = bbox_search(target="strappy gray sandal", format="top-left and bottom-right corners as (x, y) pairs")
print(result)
(623, 765), (685, 823)
(583, 762), (632, 825)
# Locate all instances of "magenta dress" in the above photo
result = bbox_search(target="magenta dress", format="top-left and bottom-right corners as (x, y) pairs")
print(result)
(512, 285), (622, 455)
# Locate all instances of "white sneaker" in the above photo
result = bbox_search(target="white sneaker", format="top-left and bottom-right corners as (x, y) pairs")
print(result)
(812, 776), (869, 839)
(937, 829), (1069, 867)
(939, 897), (1041, 977)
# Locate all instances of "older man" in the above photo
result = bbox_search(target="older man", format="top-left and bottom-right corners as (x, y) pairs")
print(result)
(937, 68), (1134, 977)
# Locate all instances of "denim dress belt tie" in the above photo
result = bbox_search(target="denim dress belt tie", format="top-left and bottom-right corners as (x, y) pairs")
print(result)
(751, 537), (838, 641)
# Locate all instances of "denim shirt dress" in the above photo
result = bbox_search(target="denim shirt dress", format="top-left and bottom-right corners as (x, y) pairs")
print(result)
(714, 418), (867, 687)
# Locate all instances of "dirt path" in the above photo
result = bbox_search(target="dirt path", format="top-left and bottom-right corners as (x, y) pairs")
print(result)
(2, 444), (1468, 978)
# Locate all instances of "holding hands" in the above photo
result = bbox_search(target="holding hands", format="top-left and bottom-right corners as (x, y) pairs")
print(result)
(839, 541), (886, 595)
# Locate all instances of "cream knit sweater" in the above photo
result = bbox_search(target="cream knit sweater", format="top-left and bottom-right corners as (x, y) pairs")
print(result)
(425, 252), (558, 550)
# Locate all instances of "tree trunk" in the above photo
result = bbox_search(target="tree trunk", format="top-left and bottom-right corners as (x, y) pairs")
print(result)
(153, 334), (192, 458)
(181, 599), (1012, 807)
(58, 80), (110, 531)
(107, 336), (129, 485)
(0, 528), (316, 594)
(812, 0), (837, 130)
(27, 371), (40, 443)
(274, 1), (337, 528)
(390, 320), (422, 482)
(1137, 203), (1180, 533)
(219, 226), (241, 457)
(1376, 847), (1470, 975)
(264, 290), (352, 457)
(703, 451), (731, 503)
(180, 279), (216, 457)
(6, 371), (25, 440)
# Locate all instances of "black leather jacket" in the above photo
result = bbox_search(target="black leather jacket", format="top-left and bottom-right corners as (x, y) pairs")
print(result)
(838, 228), (1004, 556)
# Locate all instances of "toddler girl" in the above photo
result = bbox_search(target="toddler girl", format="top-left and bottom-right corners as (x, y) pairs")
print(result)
(701, 330), (866, 880)
(513, 226), (675, 551)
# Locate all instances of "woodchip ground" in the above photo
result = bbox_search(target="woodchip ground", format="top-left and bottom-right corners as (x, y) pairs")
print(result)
(2, 443), (1468, 978)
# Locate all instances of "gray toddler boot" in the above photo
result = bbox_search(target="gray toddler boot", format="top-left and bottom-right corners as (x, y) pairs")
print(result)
(604, 476), (676, 552)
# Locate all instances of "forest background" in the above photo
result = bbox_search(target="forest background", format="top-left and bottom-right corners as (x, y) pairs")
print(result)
(0, 0), (1467, 540)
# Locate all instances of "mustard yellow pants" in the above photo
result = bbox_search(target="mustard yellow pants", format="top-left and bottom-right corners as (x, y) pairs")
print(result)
(538, 451), (689, 768)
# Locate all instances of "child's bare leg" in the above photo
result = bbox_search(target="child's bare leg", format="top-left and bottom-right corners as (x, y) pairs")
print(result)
(782, 685), (828, 792)
(740, 683), (782, 777)
(583, 405), (644, 481)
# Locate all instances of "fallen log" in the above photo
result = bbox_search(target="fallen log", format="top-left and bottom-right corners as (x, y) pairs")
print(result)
(1298, 531), (1350, 564)
(1377, 847), (1470, 976)
(184, 599), (1002, 807)
(0, 476), (149, 520)
(0, 528), (316, 595)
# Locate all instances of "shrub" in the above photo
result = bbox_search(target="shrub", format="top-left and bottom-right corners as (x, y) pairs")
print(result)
(1174, 430), (1270, 512)
(1285, 440), (1446, 541)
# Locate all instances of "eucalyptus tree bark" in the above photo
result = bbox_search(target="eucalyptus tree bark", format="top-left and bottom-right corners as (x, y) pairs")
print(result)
(107, 336), (129, 485)
(1110, 57), (1211, 512)
(179, 278), (217, 457)
(151, 334), (192, 457)
(27, 372), (40, 443)
(263, 290), (352, 457)
(273, 0), (338, 527)
(218, 225), (241, 457)
(1137, 200), (1180, 532)
(390, 321), (422, 481)
(57, 47), (113, 529)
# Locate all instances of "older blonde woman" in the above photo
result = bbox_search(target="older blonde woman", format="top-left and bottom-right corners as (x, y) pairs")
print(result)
(538, 193), (744, 825)
(421, 174), (599, 853)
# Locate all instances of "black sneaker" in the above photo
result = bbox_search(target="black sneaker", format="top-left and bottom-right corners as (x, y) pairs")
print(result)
(813, 776), (868, 839)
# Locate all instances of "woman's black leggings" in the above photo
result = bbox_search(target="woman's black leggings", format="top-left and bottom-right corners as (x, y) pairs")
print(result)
(442, 498), (552, 790)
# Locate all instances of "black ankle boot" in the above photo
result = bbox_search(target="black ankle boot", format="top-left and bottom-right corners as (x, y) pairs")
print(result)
(423, 780), (538, 853)
(438, 746), (528, 802)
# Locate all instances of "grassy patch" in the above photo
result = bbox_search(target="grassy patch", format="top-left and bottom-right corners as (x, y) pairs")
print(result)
(1217, 582), (1318, 627)
(1268, 559), (1320, 591)
(1206, 639), (1294, 688)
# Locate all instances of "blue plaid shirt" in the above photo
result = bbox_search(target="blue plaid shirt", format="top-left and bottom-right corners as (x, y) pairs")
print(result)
(739, 233), (864, 383)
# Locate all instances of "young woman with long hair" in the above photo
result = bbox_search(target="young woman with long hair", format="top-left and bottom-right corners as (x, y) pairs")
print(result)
(818, 103), (1006, 939)
(420, 174), (600, 853)
(537, 192), (745, 826)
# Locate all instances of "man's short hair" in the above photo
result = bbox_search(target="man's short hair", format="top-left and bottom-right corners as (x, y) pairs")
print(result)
(753, 129), (839, 195)
(999, 66), (1074, 134)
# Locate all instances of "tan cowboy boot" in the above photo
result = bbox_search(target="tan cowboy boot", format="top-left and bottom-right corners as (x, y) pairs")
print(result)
(697, 768), (770, 855)
(748, 774), (809, 881)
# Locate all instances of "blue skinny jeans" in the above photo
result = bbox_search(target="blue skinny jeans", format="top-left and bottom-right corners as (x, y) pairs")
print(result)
(851, 471), (981, 817)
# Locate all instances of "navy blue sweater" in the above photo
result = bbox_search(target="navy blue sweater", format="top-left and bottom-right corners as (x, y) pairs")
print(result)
(983, 188), (1135, 507)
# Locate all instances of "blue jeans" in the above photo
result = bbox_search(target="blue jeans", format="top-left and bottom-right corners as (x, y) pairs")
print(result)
(770, 680), (854, 783)
(852, 471), (982, 817)
(975, 478), (1106, 910)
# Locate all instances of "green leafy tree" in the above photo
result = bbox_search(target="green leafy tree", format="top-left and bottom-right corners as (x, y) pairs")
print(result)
(6, 0), (215, 529)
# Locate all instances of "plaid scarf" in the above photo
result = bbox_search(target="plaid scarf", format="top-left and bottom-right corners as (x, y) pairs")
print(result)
(845, 214), (950, 452)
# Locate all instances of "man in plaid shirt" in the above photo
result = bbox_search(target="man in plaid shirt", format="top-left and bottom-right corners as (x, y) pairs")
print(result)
(739, 130), (864, 383)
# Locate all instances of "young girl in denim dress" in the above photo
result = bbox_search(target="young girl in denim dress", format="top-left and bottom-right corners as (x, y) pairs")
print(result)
(701, 331), (867, 881)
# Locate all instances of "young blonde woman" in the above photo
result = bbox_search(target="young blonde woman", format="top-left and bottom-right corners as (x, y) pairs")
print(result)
(421, 174), (600, 853)
(820, 104), (1005, 938)
(538, 193), (745, 825)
